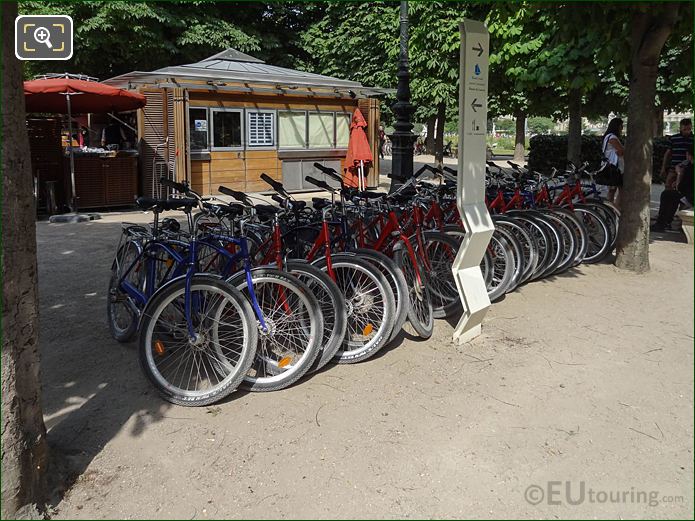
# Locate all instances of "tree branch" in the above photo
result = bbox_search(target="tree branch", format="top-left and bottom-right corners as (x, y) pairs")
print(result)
(636, 4), (681, 66)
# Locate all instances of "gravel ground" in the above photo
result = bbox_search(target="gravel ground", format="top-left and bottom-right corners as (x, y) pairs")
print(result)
(36, 216), (693, 520)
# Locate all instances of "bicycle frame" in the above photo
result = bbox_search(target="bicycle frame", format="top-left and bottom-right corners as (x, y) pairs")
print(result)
(194, 233), (268, 331)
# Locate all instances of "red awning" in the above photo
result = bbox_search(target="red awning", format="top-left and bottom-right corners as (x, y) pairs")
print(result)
(24, 78), (146, 114)
(343, 108), (373, 189)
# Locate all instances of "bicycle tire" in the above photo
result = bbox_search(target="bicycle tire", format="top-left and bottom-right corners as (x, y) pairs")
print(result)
(525, 212), (564, 278)
(311, 254), (396, 363)
(553, 207), (589, 266)
(228, 268), (323, 391)
(348, 248), (409, 343)
(486, 231), (515, 301)
(107, 240), (143, 343)
(394, 241), (434, 338)
(583, 198), (620, 250)
(492, 217), (538, 285)
(539, 210), (576, 274)
(423, 231), (462, 317)
(285, 260), (347, 372)
(138, 276), (257, 406)
(505, 211), (552, 281)
(490, 225), (525, 292)
(573, 205), (611, 264)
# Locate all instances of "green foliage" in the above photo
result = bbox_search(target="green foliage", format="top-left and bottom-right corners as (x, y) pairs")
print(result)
(527, 116), (555, 135)
(19, 1), (321, 80)
(18, 1), (693, 130)
(494, 118), (515, 133)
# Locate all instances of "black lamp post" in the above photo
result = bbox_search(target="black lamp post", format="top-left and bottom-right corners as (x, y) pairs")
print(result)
(388, 0), (416, 192)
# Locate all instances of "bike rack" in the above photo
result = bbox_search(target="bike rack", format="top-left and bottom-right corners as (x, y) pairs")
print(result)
(452, 20), (494, 344)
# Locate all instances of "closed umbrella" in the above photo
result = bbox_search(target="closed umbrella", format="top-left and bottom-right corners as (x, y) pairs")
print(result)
(24, 75), (146, 210)
(344, 108), (373, 190)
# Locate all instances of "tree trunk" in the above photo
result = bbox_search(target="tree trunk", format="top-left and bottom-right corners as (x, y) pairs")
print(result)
(615, 5), (680, 272)
(567, 88), (582, 165)
(434, 102), (446, 165)
(653, 105), (664, 136)
(513, 111), (526, 162)
(1, 2), (49, 518)
(425, 115), (436, 155)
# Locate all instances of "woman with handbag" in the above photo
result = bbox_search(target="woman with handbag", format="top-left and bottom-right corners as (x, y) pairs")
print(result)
(600, 117), (625, 206)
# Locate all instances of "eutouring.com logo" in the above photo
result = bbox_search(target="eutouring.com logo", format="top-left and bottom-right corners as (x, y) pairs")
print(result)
(524, 481), (685, 507)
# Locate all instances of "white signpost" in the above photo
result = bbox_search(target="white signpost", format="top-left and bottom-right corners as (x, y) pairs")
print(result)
(452, 19), (494, 344)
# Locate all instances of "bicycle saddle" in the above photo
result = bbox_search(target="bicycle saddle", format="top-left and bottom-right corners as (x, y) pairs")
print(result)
(312, 197), (331, 210)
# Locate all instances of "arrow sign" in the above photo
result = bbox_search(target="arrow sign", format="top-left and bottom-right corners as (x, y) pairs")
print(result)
(471, 98), (483, 112)
(472, 42), (484, 57)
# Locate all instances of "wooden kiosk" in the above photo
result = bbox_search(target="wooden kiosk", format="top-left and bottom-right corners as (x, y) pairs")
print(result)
(104, 49), (389, 197)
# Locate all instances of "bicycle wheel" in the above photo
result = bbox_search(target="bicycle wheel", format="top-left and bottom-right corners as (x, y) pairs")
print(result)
(508, 212), (552, 281)
(138, 276), (257, 406)
(486, 231), (515, 302)
(422, 231), (462, 318)
(526, 212), (564, 278)
(493, 217), (538, 285)
(285, 260), (347, 372)
(539, 210), (576, 274)
(491, 225), (525, 293)
(553, 207), (589, 267)
(349, 248), (409, 343)
(228, 268), (323, 391)
(312, 254), (396, 363)
(394, 242), (434, 339)
(107, 240), (143, 343)
(574, 204), (612, 263)
(584, 199), (619, 250)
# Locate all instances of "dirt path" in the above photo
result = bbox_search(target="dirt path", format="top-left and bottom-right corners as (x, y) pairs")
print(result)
(36, 219), (693, 519)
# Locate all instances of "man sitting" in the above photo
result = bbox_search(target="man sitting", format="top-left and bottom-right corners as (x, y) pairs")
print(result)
(652, 146), (694, 232)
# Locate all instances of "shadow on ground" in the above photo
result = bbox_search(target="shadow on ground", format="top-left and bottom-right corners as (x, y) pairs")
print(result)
(37, 221), (174, 506)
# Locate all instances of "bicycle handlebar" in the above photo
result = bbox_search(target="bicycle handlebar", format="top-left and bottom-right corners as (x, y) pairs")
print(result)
(305, 175), (334, 192)
(159, 176), (189, 194)
(218, 185), (250, 205)
(260, 173), (289, 197)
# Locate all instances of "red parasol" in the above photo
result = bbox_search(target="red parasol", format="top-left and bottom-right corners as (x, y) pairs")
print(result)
(24, 76), (146, 210)
(343, 108), (373, 189)
(24, 77), (146, 113)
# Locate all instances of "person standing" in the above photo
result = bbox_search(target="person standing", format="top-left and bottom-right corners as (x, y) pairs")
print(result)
(101, 120), (126, 149)
(378, 125), (386, 159)
(601, 117), (625, 206)
(660, 118), (693, 190)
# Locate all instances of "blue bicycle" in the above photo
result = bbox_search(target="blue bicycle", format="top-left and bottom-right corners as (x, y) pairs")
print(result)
(108, 179), (322, 403)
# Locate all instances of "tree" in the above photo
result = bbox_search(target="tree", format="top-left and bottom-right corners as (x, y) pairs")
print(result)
(527, 116), (555, 135)
(487, 4), (560, 161)
(616, 4), (682, 272)
(302, 1), (481, 161)
(493, 117), (515, 134)
(19, 1), (323, 80)
(1, 2), (49, 518)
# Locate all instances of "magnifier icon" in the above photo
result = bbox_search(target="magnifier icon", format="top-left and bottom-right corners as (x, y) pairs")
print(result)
(33, 26), (53, 49)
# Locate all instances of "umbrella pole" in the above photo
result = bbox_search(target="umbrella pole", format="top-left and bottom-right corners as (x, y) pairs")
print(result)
(359, 160), (365, 191)
(66, 93), (77, 212)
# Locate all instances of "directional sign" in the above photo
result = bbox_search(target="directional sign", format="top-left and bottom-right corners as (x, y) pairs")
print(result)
(451, 19), (494, 345)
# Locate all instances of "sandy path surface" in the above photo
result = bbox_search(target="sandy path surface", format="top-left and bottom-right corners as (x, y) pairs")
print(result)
(36, 219), (693, 519)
